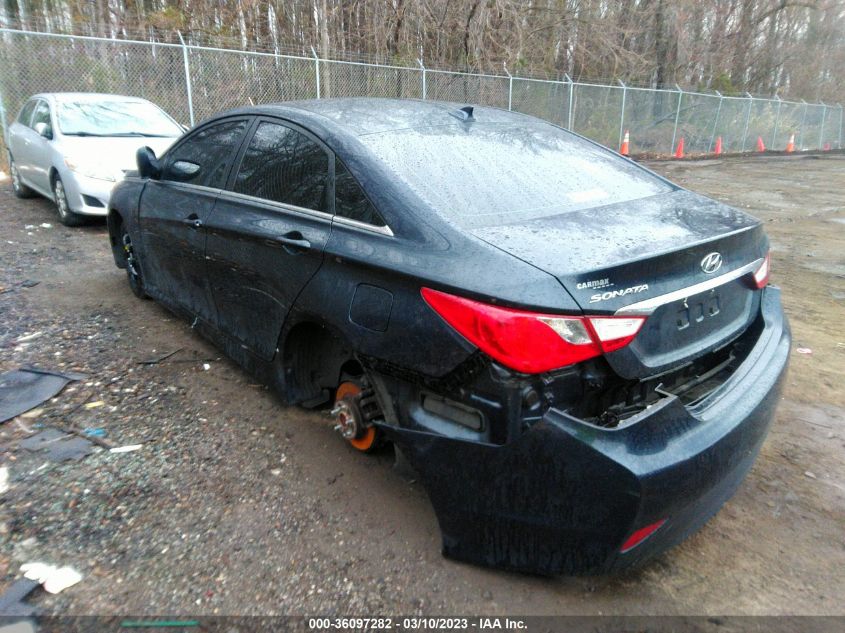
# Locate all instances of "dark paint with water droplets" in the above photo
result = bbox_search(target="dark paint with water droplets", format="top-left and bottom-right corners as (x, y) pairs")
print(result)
(108, 98), (790, 575)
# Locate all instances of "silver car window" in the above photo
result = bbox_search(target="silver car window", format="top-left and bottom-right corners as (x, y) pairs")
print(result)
(31, 100), (51, 129)
(17, 100), (37, 126)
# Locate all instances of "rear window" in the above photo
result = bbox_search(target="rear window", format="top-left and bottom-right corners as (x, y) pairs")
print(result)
(359, 122), (673, 228)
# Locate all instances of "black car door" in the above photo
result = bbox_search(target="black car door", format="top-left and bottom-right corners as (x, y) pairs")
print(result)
(204, 118), (333, 361)
(138, 118), (250, 321)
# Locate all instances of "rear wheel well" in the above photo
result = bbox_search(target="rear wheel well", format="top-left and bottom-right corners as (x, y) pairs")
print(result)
(280, 321), (356, 407)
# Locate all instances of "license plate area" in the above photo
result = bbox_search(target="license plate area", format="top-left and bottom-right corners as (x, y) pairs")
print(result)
(676, 292), (721, 330)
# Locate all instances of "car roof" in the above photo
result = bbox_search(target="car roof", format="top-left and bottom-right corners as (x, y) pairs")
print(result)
(31, 93), (153, 104)
(222, 97), (535, 137)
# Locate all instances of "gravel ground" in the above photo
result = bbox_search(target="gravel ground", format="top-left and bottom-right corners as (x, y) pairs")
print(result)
(0, 154), (843, 616)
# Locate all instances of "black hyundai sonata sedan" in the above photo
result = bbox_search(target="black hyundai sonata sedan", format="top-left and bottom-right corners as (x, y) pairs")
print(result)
(107, 98), (790, 575)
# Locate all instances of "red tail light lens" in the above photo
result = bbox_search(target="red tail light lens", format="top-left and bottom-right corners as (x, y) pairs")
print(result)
(421, 288), (646, 374)
(620, 519), (667, 553)
(753, 252), (770, 289)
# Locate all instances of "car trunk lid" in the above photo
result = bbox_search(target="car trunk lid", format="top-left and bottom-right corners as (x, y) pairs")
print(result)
(471, 189), (768, 379)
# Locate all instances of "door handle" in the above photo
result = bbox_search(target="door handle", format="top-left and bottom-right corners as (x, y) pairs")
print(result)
(277, 231), (311, 251)
(184, 214), (203, 229)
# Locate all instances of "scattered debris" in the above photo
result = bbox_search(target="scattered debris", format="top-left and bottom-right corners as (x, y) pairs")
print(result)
(138, 348), (184, 366)
(0, 368), (87, 423)
(82, 427), (107, 438)
(20, 562), (83, 594)
(39, 223), (52, 229)
(14, 332), (43, 344)
(83, 400), (105, 410)
(0, 466), (9, 494)
(0, 619), (38, 633)
(110, 444), (143, 454)
(202, 363), (211, 371)
(19, 428), (65, 451)
(20, 429), (94, 462)
(804, 471), (817, 479)
(0, 578), (40, 616)
(20, 280), (39, 288)
(796, 347), (813, 355)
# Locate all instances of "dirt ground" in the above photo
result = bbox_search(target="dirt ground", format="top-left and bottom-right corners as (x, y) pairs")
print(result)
(0, 154), (843, 616)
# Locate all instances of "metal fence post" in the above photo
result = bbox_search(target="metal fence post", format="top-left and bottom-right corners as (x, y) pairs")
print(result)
(617, 79), (627, 150)
(670, 85), (683, 154)
(0, 80), (9, 156)
(771, 96), (782, 150)
(708, 91), (723, 153)
(417, 59), (426, 99)
(504, 64), (513, 111)
(311, 46), (321, 99)
(838, 104), (844, 149)
(177, 31), (195, 127)
(798, 100), (808, 150)
(564, 73), (574, 131)
(818, 102), (827, 149)
(741, 93), (753, 152)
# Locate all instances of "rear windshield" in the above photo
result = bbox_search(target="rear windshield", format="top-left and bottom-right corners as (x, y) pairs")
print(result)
(359, 122), (673, 228)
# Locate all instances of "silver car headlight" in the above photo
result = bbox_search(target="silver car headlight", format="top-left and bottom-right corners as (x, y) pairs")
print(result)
(64, 156), (118, 182)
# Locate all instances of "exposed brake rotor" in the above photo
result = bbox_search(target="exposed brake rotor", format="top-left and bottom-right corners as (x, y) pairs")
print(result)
(331, 380), (382, 452)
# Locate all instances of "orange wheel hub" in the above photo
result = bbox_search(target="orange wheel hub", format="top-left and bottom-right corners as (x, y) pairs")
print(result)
(335, 381), (378, 452)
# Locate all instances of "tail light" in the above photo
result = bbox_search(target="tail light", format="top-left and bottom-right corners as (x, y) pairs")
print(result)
(421, 288), (646, 374)
(753, 252), (770, 289)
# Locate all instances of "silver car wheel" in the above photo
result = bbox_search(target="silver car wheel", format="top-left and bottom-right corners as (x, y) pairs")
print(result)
(11, 162), (21, 192)
(54, 179), (69, 218)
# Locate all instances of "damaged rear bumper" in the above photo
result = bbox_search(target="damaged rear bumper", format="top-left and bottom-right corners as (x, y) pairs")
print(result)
(380, 287), (790, 575)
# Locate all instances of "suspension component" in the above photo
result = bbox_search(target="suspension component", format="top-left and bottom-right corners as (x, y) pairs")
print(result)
(332, 381), (382, 452)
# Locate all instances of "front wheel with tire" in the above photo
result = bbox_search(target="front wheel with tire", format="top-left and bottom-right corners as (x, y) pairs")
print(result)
(52, 176), (84, 226)
(119, 222), (147, 299)
(9, 157), (34, 198)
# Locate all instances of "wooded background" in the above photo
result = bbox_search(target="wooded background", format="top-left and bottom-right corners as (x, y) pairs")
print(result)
(1, 1), (843, 102)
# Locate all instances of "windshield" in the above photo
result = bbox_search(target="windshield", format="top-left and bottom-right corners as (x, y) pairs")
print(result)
(359, 121), (674, 228)
(57, 100), (182, 137)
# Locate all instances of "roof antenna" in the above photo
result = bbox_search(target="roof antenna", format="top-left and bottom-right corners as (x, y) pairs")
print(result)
(450, 105), (475, 122)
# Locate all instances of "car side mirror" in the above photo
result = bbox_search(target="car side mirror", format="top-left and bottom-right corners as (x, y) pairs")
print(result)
(136, 146), (161, 180)
(34, 122), (52, 139)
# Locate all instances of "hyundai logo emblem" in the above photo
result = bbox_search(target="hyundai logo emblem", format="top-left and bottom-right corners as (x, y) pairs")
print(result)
(700, 252), (723, 275)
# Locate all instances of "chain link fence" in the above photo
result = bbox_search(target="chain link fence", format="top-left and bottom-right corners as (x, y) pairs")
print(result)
(1, 27), (843, 173)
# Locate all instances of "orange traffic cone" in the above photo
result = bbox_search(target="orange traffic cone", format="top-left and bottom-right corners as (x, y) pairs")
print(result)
(620, 130), (630, 156)
(756, 136), (766, 152)
(714, 136), (723, 155)
(823, 142), (831, 151)
(785, 133), (795, 153)
(675, 137), (685, 159)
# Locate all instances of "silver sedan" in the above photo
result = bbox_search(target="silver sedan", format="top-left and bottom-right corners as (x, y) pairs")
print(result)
(7, 93), (183, 226)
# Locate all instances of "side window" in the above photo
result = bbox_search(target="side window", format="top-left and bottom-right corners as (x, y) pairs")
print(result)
(335, 159), (386, 227)
(31, 101), (51, 127)
(233, 121), (329, 212)
(18, 100), (37, 126)
(162, 119), (248, 188)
